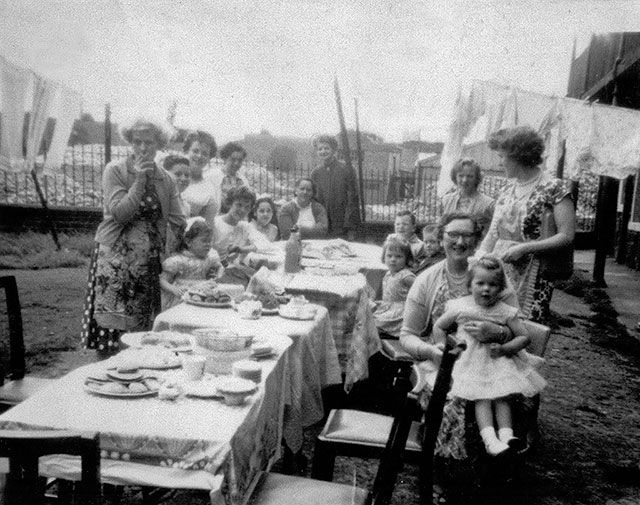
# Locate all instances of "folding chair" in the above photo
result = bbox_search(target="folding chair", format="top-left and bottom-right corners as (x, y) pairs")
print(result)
(0, 276), (55, 411)
(0, 429), (101, 505)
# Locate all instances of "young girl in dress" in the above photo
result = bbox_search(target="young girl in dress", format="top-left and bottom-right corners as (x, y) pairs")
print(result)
(433, 255), (546, 456)
(249, 195), (279, 242)
(373, 235), (416, 337)
(387, 210), (427, 271)
(160, 217), (224, 310)
(414, 224), (445, 275)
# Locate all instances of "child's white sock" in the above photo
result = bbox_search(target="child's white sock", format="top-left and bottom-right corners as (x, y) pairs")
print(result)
(498, 428), (514, 443)
(480, 427), (509, 456)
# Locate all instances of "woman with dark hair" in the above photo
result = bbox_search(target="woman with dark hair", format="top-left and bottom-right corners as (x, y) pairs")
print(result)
(212, 186), (260, 285)
(439, 157), (495, 234)
(477, 126), (576, 322)
(310, 134), (359, 238)
(278, 177), (328, 239)
(80, 117), (186, 356)
(214, 141), (249, 213)
(182, 130), (218, 226)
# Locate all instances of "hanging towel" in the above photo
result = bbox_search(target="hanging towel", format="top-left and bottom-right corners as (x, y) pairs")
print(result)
(0, 56), (30, 171)
(43, 86), (82, 174)
(26, 73), (58, 173)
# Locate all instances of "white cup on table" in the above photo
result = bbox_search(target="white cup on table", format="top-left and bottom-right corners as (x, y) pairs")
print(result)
(182, 355), (206, 381)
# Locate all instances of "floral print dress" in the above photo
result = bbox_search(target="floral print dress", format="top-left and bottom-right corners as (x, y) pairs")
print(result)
(483, 174), (572, 322)
(80, 183), (164, 354)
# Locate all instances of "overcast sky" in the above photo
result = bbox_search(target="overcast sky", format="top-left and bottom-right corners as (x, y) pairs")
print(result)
(1, 0), (640, 143)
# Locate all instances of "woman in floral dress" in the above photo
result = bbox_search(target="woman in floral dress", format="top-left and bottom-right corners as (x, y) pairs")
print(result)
(478, 126), (576, 322)
(80, 118), (186, 356)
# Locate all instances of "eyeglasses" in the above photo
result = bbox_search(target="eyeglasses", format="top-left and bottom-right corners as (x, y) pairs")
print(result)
(444, 231), (475, 240)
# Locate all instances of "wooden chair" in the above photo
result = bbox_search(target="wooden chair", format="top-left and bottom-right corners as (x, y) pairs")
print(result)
(244, 343), (463, 505)
(310, 343), (464, 489)
(0, 429), (101, 505)
(0, 276), (54, 411)
(246, 357), (436, 505)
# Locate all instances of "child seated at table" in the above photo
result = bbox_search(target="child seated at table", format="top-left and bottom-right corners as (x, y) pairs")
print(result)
(372, 235), (416, 338)
(160, 217), (224, 310)
(414, 224), (445, 275)
(249, 195), (279, 242)
(386, 210), (427, 272)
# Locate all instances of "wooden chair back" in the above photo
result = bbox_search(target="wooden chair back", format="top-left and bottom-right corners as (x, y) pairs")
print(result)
(0, 429), (101, 505)
(367, 342), (465, 505)
(0, 276), (26, 384)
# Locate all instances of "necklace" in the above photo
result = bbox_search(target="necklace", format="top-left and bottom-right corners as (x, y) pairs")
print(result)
(514, 171), (542, 199)
(445, 265), (468, 291)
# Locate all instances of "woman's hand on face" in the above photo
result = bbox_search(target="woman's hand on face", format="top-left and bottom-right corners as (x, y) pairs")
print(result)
(462, 320), (505, 343)
(501, 243), (529, 263)
(133, 158), (156, 179)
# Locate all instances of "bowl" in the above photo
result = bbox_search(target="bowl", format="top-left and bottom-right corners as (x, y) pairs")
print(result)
(193, 328), (253, 352)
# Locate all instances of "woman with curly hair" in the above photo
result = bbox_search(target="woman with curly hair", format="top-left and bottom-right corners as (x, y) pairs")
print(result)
(477, 126), (575, 322)
(181, 130), (219, 226)
(439, 157), (495, 236)
(80, 117), (186, 356)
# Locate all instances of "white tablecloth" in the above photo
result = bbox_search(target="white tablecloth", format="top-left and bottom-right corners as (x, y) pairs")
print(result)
(0, 334), (292, 505)
(153, 304), (342, 453)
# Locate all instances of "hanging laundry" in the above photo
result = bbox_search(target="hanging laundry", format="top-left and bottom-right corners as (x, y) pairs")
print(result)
(0, 56), (30, 171)
(43, 87), (82, 174)
(26, 73), (58, 173)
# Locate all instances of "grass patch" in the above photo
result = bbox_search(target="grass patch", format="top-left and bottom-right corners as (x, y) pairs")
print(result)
(0, 231), (94, 269)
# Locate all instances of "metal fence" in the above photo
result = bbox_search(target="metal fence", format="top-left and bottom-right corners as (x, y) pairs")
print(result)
(0, 144), (597, 231)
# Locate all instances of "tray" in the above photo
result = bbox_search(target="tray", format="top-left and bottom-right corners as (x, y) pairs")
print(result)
(184, 298), (233, 308)
(84, 382), (159, 398)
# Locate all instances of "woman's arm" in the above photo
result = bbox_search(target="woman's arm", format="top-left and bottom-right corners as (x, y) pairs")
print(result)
(103, 161), (148, 224)
(400, 297), (443, 363)
(477, 212), (499, 255)
(502, 197), (575, 262)
(490, 317), (530, 357)
(310, 203), (329, 237)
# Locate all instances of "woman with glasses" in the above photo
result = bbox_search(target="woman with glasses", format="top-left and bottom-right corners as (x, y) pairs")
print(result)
(400, 212), (518, 502)
(477, 126), (575, 322)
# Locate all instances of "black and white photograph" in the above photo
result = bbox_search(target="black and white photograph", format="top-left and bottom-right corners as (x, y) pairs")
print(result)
(1, 1), (640, 504)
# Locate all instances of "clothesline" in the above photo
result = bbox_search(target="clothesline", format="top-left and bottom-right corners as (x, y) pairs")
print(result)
(438, 79), (640, 196)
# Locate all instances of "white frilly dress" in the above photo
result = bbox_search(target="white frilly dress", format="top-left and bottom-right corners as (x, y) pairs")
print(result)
(447, 296), (547, 400)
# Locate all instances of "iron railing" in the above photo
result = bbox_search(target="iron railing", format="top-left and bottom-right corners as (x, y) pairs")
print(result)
(0, 144), (597, 231)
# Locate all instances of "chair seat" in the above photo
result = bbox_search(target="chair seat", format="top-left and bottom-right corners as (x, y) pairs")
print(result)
(248, 472), (368, 505)
(0, 377), (55, 405)
(319, 409), (422, 452)
(380, 339), (413, 362)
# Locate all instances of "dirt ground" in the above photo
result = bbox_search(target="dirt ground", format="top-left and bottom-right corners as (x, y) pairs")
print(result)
(2, 266), (640, 505)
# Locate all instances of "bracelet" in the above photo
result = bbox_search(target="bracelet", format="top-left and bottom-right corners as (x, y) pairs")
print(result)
(499, 326), (507, 344)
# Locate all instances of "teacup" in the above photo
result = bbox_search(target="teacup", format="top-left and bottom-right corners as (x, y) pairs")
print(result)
(182, 354), (206, 381)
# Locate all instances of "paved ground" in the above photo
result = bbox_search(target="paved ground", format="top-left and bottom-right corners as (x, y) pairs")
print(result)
(575, 250), (640, 336)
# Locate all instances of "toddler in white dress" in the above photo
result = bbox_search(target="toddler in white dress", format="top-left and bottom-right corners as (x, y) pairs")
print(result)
(433, 255), (546, 456)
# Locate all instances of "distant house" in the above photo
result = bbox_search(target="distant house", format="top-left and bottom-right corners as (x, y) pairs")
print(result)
(567, 32), (640, 270)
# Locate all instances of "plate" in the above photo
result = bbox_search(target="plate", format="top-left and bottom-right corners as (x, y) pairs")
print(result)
(120, 332), (193, 353)
(261, 307), (280, 315)
(84, 382), (159, 398)
(107, 370), (143, 382)
(184, 380), (224, 399)
(278, 308), (317, 321)
(184, 298), (233, 308)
